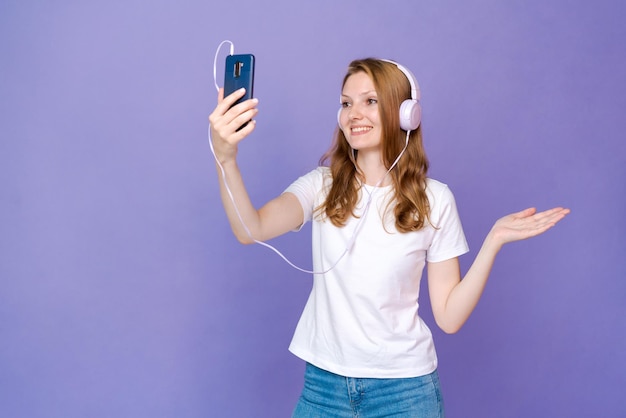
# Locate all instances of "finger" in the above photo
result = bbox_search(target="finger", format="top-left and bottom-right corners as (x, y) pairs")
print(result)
(506, 207), (536, 221)
(227, 97), (258, 118)
(536, 207), (567, 216)
(527, 209), (570, 233)
(532, 207), (570, 223)
(228, 107), (259, 132)
(226, 119), (257, 144)
(210, 87), (235, 125)
(210, 94), (257, 129)
(212, 106), (258, 141)
(518, 207), (537, 218)
(237, 119), (257, 137)
(543, 208), (570, 226)
(213, 88), (248, 119)
(220, 87), (247, 108)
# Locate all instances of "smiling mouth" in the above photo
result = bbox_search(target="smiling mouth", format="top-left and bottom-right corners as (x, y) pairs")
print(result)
(351, 126), (372, 133)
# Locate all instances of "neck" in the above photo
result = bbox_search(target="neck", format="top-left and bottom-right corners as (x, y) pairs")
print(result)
(355, 150), (390, 186)
(353, 130), (411, 187)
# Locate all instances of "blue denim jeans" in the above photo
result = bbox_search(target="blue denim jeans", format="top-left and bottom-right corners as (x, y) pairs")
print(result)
(292, 363), (445, 417)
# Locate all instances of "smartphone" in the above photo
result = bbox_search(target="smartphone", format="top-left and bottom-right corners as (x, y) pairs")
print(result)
(224, 53), (255, 107)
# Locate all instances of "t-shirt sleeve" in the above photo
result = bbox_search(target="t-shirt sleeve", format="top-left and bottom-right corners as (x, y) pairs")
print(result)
(426, 183), (469, 263)
(283, 167), (327, 226)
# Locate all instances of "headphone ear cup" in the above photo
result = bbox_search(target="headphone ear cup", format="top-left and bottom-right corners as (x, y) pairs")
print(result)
(337, 108), (342, 127)
(399, 99), (421, 131)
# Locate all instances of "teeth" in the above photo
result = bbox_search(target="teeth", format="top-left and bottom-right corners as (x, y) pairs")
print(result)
(351, 126), (372, 133)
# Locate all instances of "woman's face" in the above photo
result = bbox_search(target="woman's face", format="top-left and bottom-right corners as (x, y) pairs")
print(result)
(339, 71), (382, 154)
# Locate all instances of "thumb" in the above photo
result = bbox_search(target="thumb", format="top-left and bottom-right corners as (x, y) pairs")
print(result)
(514, 207), (537, 219)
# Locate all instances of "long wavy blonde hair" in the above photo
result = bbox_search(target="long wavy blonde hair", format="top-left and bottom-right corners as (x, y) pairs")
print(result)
(317, 58), (431, 233)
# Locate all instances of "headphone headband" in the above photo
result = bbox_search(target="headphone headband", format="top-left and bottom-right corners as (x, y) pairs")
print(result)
(380, 59), (421, 103)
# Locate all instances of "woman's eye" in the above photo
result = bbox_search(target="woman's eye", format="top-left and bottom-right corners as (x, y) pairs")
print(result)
(341, 101), (351, 108)
(367, 98), (378, 105)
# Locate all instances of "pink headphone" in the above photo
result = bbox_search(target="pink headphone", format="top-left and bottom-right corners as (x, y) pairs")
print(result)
(338, 59), (422, 132)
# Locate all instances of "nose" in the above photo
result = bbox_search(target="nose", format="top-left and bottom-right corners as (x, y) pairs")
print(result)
(348, 104), (363, 121)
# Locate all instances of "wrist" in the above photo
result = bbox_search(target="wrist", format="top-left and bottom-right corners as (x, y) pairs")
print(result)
(216, 157), (238, 172)
(483, 229), (504, 253)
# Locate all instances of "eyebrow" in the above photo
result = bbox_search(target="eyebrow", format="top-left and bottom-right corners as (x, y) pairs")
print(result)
(341, 90), (378, 99)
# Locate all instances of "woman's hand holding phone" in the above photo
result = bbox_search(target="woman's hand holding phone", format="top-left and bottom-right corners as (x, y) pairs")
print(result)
(209, 87), (259, 165)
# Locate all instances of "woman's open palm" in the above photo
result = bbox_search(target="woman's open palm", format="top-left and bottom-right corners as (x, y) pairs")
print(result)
(490, 207), (570, 246)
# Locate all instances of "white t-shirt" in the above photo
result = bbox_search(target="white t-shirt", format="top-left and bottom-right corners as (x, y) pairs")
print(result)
(284, 167), (469, 378)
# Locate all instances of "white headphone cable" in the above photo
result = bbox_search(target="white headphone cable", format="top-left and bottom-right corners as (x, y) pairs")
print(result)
(209, 41), (354, 274)
(213, 40), (234, 92)
(208, 41), (409, 274)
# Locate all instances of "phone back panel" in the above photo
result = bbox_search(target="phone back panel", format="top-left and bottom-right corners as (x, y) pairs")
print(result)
(224, 54), (255, 106)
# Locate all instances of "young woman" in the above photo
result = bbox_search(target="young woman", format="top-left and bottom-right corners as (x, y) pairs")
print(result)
(209, 58), (569, 417)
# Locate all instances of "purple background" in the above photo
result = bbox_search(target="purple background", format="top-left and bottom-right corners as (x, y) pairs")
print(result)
(1, 1), (624, 417)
